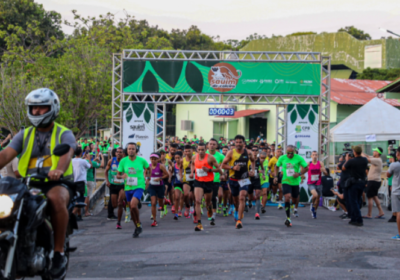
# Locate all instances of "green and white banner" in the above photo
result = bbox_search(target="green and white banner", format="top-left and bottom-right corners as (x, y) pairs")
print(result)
(122, 103), (155, 161)
(123, 60), (321, 95)
(287, 105), (319, 202)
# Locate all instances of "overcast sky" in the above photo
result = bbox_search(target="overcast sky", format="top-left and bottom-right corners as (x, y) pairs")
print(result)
(37, 0), (400, 40)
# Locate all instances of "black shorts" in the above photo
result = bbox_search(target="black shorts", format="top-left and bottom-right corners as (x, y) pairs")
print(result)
(220, 181), (229, 191)
(270, 173), (282, 185)
(148, 184), (165, 199)
(248, 179), (261, 194)
(282, 184), (300, 199)
(184, 181), (194, 188)
(110, 184), (124, 195)
(194, 180), (213, 194)
(31, 181), (74, 201)
(163, 179), (173, 192)
(366, 181), (381, 198)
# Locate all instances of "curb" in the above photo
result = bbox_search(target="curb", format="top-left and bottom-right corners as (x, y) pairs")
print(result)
(89, 181), (105, 210)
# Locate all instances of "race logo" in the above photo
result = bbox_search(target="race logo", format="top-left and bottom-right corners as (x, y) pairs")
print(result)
(295, 125), (302, 133)
(208, 63), (242, 92)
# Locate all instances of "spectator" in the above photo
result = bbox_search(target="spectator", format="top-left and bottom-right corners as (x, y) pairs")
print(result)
(85, 151), (104, 216)
(342, 146), (369, 227)
(387, 147), (400, 240)
(0, 156), (20, 179)
(388, 155), (397, 223)
(362, 148), (385, 219)
(338, 154), (352, 220)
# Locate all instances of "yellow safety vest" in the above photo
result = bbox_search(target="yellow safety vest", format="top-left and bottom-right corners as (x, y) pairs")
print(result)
(18, 122), (73, 180)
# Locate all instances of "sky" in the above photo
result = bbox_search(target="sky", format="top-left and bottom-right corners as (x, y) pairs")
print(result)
(36, 0), (400, 40)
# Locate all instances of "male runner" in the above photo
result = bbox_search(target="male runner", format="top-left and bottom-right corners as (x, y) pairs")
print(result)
(117, 143), (150, 238)
(248, 148), (265, 220)
(268, 148), (283, 210)
(274, 145), (308, 227)
(259, 152), (269, 215)
(105, 147), (126, 229)
(207, 138), (226, 225)
(172, 151), (184, 220)
(165, 143), (177, 210)
(222, 135), (255, 229)
(191, 143), (222, 231)
(308, 151), (328, 219)
(182, 145), (195, 218)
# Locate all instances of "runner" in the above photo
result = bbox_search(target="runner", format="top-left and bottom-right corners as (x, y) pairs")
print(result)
(259, 152), (270, 216)
(165, 143), (177, 210)
(182, 145), (194, 219)
(274, 145), (309, 227)
(104, 147), (126, 229)
(172, 151), (184, 220)
(148, 152), (169, 227)
(308, 151), (328, 219)
(117, 142), (151, 238)
(268, 148), (283, 210)
(207, 138), (226, 225)
(222, 135), (256, 229)
(248, 148), (265, 220)
(191, 143), (223, 231)
(160, 150), (172, 216)
(219, 146), (231, 217)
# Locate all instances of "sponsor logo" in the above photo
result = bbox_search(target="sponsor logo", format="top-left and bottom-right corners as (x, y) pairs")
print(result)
(295, 125), (302, 133)
(295, 141), (312, 150)
(208, 63), (242, 93)
(128, 134), (149, 140)
(128, 167), (137, 175)
(300, 80), (313, 86)
(130, 124), (145, 131)
(128, 134), (135, 139)
(242, 79), (258, 84)
(295, 135), (311, 138)
(260, 79), (272, 84)
(275, 79), (284, 84)
(285, 80), (297, 84)
(302, 126), (310, 132)
(306, 151), (312, 158)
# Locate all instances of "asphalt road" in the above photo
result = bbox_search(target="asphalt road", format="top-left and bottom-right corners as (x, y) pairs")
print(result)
(63, 201), (399, 280)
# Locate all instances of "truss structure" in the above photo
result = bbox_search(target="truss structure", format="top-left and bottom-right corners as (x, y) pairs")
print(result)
(112, 50), (331, 163)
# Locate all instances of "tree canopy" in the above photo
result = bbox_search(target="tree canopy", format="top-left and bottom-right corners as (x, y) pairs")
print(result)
(357, 68), (400, 81)
(338, 26), (372, 40)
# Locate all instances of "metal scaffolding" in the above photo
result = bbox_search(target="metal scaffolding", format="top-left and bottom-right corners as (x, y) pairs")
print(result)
(111, 50), (331, 163)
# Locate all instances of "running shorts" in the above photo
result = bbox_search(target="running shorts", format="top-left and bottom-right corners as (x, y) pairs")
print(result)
(282, 184), (300, 199)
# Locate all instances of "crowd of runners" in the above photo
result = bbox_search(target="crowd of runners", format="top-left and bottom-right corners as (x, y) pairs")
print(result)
(77, 134), (336, 238)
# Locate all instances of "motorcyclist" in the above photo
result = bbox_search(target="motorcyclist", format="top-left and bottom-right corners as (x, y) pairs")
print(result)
(0, 88), (76, 279)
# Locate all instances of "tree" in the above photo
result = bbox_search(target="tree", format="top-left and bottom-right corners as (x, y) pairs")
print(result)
(287, 32), (316, 37)
(357, 68), (400, 81)
(0, 0), (64, 61)
(338, 26), (371, 40)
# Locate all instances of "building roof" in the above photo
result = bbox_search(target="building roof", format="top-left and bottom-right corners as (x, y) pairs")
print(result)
(218, 109), (269, 119)
(376, 77), (400, 93)
(330, 78), (400, 106)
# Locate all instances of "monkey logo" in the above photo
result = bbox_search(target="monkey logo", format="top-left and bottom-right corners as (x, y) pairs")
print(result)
(208, 63), (242, 93)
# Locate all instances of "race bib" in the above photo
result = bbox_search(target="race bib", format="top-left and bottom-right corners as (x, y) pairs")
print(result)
(150, 178), (160, 185)
(113, 176), (124, 184)
(186, 174), (194, 181)
(286, 169), (295, 177)
(176, 174), (182, 182)
(311, 174), (319, 181)
(253, 170), (258, 178)
(196, 168), (208, 178)
(126, 177), (138, 186)
(238, 178), (251, 187)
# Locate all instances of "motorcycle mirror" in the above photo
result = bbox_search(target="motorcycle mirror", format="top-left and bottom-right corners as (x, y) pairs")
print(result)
(53, 144), (71, 157)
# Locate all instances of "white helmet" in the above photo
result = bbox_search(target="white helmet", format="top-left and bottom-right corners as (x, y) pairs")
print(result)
(25, 88), (60, 128)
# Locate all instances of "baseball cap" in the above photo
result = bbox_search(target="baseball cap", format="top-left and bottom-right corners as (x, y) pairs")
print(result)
(372, 147), (383, 154)
(352, 145), (362, 154)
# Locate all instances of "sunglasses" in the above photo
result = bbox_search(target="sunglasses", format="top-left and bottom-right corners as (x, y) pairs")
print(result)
(287, 152), (294, 155)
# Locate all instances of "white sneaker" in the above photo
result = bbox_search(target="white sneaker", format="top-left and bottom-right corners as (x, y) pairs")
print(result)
(278, 203), (283, 210)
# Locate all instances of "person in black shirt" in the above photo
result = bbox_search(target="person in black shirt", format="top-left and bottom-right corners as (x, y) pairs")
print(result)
(342, 146), (369, 226)
(338, 155), (351, 220)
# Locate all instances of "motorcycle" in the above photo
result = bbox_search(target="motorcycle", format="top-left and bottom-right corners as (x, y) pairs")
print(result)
(0, 144), (83, 280)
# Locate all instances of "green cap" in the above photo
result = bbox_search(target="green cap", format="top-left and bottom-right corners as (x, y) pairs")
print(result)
(372, 147), (383, 155)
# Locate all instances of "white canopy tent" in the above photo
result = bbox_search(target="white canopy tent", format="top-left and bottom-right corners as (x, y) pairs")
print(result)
(330, 97), (400, 142)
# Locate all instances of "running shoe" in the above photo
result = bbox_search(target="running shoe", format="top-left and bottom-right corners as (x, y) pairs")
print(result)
(249, 202), (253, 209)
(150, 214), (153, 220)
(267, 193), (271, 201)
(184, 208), (190, 218)
(236, 220), (243, 229)
(244, 204), (249, 213)
(342, 215), (350, 220)
(116, 223), (122, 229)
(195, 223), (204, 231)
(158, 206), (163, 211)
(234, 211), (239, 221)
(173, 213), (178, 220)
(223, 208), (228, 217)
(388, 216), (397, 223)
(310, 205), (316, 219)
(107, 215), (118, 221)
(164, 205), (168, 215)
(261, 207), (266, 214)
(294, 209), (299, 218)
(133, 225), (143, 238)
(277, 203), (283, 210)
(271, 194), (276, 203)
(339, 213), (347, 218)
(210, 218), (216, 226)
(151, 221), (158, 227)
(125, 208), (131, 223)
(165, 199), (171, 205)
(190, 206), (194, 214)
(252, 201), (256, 207)
(193, 215), (198, 224)
(228, 206), (233, 215)
(178, 211), (182, 217)
(160, 209), (164, 219)
(171, 205), (175, 214)
(255, 213), (260, 220)
(313, 211), (317, 219)
(285, 218), (292, 227)
(391, 234), (400, 240)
